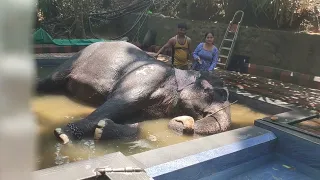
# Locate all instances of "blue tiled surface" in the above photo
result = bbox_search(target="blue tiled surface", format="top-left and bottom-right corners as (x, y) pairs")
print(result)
(230, 158), (314, 180)
(200, 154), (318, 180)
(146, 132), (276, 180)
(255, 121), (320, 171)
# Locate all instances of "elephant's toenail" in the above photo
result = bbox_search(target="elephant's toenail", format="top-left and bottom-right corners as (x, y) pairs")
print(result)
(97, 120), (106, 128)
(94, 120), (106, 140)
(59, 134), (70, 144)
(94, 128), (103, 140)
(54, 128), (70, 144)
(54, 128), (63, 135)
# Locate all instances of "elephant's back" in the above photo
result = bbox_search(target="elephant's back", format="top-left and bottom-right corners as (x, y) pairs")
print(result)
(67, 41), (155, 98)
(71, 41), (148, 74)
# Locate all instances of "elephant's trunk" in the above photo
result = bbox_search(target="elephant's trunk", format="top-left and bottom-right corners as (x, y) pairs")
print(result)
(168, 101), (231, 136)
(195, 101), (232, 135)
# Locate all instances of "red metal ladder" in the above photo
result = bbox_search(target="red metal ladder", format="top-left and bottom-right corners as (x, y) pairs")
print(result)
(218, 10), (244, 69)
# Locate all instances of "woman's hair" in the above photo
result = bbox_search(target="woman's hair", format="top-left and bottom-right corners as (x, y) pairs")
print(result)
(204, 32), (214, 39)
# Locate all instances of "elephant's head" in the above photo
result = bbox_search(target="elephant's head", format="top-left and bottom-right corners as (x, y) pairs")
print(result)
(172, 70), (231, 135)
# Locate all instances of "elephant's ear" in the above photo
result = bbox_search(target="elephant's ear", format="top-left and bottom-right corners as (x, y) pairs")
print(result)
(213, 87), (229, 102)
(175, 69), (197, 91)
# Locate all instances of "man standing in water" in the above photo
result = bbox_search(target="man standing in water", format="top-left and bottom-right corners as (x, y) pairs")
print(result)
(154, 23), (192, 70)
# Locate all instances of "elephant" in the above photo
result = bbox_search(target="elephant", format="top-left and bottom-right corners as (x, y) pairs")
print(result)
(36, 41), (231, 144)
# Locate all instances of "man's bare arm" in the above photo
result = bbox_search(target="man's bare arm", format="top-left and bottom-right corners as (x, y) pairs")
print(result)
(154, 38), (175, 57)
(188, 38), (193, 60)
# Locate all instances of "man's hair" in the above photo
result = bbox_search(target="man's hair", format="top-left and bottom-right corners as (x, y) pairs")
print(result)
(177, 22), (187, 29)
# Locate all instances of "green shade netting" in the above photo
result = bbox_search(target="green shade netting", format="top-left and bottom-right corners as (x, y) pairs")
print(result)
(33, 28), (107, 46)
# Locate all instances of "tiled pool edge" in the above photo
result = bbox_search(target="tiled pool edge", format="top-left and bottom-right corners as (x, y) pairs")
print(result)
(136, 128), (276, 180)
(32, 126), (277, 180)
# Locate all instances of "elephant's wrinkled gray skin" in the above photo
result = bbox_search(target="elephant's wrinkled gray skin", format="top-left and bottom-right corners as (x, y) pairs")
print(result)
(36, 41), (231, 144)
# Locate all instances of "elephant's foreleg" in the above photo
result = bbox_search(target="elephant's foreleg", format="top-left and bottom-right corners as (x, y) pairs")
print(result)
(54, 96), (150, 143)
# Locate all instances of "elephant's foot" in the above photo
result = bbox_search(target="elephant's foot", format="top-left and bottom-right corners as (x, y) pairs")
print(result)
(168, 116), (195, 135)
(54, 122), (85, 144)
(93, 119), (140, 140)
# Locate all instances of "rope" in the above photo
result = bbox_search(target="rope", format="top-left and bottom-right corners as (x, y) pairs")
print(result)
(208, 100), (238, 117)
(132, 11), (149, 42)
(88, 5), (151, 40)
(109, 7), (150, 40)
(90, 0), (151, 16)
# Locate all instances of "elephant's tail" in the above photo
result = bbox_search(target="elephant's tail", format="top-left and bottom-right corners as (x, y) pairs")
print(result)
(35, 76), (67, 94)
(35, 52), (80, 94)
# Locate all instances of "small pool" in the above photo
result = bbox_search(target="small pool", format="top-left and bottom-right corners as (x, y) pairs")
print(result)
(33, 62), (319, 180)
(34, 64), (270, 170)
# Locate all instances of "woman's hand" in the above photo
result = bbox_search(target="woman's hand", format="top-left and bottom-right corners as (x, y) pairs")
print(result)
(197, 57), (202, 64)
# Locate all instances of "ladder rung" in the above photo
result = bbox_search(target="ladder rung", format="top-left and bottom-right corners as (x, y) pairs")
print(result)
(219, 55), (228, 58)
(228, 31), (235, 33)
(221, 47), (231, 50)
(217, 63), (226, 67)
(224, 39), (233, 42)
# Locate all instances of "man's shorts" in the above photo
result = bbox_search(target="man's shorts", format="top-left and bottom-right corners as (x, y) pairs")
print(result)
(174, 64), (189, 70)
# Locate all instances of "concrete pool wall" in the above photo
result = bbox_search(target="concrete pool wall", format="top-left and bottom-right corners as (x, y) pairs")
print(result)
(32, 72), (320, 180)
(34, 43), (320, 90)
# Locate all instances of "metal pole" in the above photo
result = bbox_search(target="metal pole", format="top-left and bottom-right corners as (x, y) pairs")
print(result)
(0, 0), (37, 179)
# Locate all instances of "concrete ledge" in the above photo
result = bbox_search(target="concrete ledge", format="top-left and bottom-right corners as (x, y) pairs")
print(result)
(36, 58), (68, 67)
(245, 63), (320, 89)
(131, 126), (276, 180)
(33, 152), (153, 180)
(231, 87), (319, 138)
(229, 90), (290, 115)
(34, 44), (86, 53)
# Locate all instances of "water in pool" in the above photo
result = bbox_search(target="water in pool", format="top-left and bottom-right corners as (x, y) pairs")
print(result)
(34, 66), (269, 170)
(33, 94), (268, 170)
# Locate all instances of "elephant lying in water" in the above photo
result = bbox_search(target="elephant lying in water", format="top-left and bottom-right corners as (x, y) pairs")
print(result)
(36, 41), (231, 144)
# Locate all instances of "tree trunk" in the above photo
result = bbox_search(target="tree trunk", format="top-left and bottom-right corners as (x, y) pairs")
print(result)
(74, 0), (86, 39)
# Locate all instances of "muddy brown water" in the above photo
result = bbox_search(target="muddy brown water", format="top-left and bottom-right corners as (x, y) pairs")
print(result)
(34, 66), (269, 170)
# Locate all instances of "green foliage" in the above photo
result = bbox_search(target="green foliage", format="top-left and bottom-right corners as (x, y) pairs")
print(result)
(248, 0), (313, 27)
(37, 0), (58, 19)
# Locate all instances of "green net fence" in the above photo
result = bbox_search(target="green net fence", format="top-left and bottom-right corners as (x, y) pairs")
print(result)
(33, 28), (106, 46)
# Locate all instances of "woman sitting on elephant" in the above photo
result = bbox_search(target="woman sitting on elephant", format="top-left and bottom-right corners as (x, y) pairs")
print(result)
(192, 32), (219, 71)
